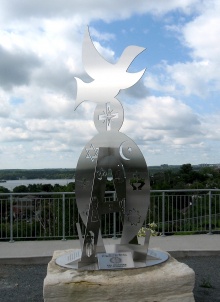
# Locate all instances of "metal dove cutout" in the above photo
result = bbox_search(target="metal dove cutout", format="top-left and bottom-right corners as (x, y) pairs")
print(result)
(74, 27), (145, 110)
(56, 27), (168, 270)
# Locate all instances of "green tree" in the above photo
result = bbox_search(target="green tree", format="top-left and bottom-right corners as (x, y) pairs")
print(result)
(42, 184), (54, 192)
(13, 185), (29, 193)
(0, 186), (10, 193)
(179, 163), (193, 174)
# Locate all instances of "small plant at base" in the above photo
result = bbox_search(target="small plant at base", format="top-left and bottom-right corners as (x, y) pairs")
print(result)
(200, 277), (213, 289)
(138, 222), (159, 237)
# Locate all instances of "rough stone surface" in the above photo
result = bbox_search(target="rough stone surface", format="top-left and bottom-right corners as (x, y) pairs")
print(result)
(43, 249), (195, 302)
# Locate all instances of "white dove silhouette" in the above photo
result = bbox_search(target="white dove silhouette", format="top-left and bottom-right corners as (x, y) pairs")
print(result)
(74, 27), (146, 110)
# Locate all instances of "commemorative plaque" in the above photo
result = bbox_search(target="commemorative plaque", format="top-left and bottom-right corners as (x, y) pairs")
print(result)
(97, 252), (134, 270)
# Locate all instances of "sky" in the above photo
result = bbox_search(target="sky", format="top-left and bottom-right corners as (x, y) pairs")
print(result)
(0, 0), (220, 169)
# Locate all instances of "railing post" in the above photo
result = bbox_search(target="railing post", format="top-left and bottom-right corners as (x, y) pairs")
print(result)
(208, 190), (213, 235)
(9, 194), (14, 243)
(112, 191), (117, 239)
(161, 191), (166, 237)
(62, 193), (66, 241)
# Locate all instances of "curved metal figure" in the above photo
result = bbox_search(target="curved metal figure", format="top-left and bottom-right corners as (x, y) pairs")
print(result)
(74, 27), (150, 268)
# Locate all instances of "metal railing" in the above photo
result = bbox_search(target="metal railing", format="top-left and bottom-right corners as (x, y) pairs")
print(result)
(0, 189), (220, 242)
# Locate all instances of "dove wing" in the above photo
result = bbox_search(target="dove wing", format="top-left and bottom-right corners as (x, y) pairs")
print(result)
(82, 26), (112, 79)
(118, 45), (146, 71)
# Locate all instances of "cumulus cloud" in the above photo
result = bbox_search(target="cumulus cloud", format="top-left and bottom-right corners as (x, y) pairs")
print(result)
(119, 94), (220, 165)
(0, 0), (201, 23)
(119, 78), (149, 101)
(0, 98), (11, 117)
(0, 46), (41, 90)
(123, 96), (203, 145)
(166, 61), (215, 97)
(0, 0), (219, 168)
(182, 1), (220, 62)
(89, 27), (115, 42)
(148, 0), (220, 97)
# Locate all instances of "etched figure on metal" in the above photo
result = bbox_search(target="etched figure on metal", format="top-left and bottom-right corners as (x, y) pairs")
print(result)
(74, 27), (150, 268)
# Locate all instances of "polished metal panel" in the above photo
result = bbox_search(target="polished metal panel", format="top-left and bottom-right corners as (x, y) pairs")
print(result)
(72, 26), (152, 270)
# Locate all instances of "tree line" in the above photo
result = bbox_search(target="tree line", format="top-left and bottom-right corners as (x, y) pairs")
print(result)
(149, 163), (220, 190)
(0, 163), (220, 194)
(0, 168), (75, 181)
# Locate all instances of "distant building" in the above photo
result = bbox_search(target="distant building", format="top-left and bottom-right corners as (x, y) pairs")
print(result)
(198, 163), (211, 167)
(198, 163), (220, 168)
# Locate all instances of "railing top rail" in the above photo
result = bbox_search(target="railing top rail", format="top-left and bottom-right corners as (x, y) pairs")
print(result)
(0, 192), (76, 196)
(150, 189), (220, 193)
(0, 188), (220, 196)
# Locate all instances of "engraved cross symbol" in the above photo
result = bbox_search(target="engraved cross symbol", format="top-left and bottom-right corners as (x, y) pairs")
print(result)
(98, 102), (119, 131)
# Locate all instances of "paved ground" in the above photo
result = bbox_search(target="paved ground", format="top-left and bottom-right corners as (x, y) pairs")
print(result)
(0, 256), (220, 302)
(0, 234), (219, 264)
(0, 235), (219, 301)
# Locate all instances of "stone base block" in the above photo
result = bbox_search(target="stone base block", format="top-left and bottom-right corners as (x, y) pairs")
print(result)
(43, 249), (195, 302)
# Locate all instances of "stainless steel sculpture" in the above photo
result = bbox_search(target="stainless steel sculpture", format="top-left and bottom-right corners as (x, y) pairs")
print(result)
(56, 27), (168, 270)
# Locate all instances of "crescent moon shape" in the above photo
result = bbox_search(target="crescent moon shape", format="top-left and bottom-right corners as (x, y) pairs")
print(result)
(119, 142), (131, 161)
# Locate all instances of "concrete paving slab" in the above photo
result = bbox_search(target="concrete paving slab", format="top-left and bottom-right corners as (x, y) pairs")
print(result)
(0, 234), (219, 264)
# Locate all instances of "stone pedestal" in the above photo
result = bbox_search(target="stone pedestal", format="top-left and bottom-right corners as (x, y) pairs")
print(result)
(43, 249), (195, 302)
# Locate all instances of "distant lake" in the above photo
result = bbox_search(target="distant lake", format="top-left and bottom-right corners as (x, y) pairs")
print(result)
(0, 179), (75, 191)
